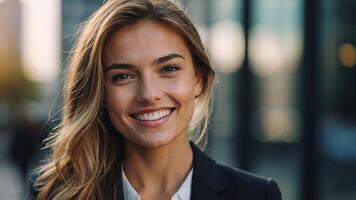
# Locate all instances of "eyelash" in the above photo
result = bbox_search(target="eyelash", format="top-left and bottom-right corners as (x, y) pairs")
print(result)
(160, 64), (180, 73)
(110, 64), (180, 83)
(111, 73), (134, 82)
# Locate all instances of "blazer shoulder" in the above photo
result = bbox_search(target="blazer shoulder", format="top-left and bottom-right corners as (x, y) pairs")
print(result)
(190, 143), (282, 199)
(217, 163), (282, 200)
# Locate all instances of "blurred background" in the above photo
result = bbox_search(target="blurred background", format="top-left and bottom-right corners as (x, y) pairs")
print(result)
(0, 0), (355, 199)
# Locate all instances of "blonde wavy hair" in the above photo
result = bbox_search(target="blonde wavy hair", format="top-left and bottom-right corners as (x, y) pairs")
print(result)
(34, 0), (215, 199)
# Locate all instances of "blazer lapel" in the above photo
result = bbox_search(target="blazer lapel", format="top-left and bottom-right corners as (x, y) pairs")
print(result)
(118, 143), (230, 200)
(190, 143), (230, 200)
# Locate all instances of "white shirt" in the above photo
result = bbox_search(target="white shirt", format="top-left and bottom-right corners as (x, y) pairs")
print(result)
(122, 168), (193, 200)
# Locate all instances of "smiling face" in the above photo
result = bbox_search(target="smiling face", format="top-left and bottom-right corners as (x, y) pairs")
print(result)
(103, 20), (202, 148)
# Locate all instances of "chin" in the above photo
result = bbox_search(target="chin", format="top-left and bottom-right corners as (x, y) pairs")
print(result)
(139, 140), (170, 149)
(125, 131), (183, 149)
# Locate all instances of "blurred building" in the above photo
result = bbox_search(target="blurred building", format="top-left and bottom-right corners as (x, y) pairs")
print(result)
(0, 0), (355, 200)
(62, 0), (103, 63)
(186, 0), (356, 200)
(60, 1), (356, 200)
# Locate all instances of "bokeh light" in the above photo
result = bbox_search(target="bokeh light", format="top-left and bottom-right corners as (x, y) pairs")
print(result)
(21, 0), (61, 83)
(251, 109), (299, 143)
(209, 20), (245, 74)
(249, 26), (302, 77)
(339, 43), (356, 68)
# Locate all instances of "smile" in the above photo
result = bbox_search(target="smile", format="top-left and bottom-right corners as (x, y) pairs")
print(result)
(132, 109), (173, 121)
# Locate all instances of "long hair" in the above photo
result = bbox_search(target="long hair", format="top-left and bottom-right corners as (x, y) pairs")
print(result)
(34, 0), (215, 199)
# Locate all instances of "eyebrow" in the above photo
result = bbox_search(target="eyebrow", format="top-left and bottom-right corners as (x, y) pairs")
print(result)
(104, 63), (132, 72)
(104, 53), (185, 72)
(152, 53), (185, 65)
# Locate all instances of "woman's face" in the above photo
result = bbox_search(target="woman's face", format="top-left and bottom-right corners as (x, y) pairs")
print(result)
(103, 20), (202, 148)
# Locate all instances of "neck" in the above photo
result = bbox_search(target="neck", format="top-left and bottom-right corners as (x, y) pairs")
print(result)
(122, 134), (193, 196)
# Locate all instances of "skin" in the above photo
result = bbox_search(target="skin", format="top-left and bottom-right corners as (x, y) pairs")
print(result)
(103, 20), (202, 199)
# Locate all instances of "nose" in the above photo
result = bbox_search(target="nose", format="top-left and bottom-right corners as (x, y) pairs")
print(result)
(135, 76), (163, 103)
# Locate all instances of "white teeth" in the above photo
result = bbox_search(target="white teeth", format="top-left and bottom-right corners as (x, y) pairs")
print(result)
(134, 109), (171, 121)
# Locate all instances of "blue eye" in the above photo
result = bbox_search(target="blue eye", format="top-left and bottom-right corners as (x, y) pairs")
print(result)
(161, 65), (180, 73)
(112, 73), (134, 82)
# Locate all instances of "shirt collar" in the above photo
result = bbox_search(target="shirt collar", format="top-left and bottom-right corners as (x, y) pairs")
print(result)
(121, 169), (139, 200)
(122, 168), (193, 200)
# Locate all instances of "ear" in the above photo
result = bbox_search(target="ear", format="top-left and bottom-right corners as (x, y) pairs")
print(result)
(194, 72), (203, 98)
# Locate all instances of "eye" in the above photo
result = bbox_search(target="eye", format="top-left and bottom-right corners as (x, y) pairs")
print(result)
(111, 73), (134, 82)
(160, 64), (180, 73)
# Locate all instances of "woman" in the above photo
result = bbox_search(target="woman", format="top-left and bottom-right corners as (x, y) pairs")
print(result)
(28, 0), (282, 199)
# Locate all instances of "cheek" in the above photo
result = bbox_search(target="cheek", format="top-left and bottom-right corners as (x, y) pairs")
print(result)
(105, 85), (135, 118)
(164, 76), (196, 103)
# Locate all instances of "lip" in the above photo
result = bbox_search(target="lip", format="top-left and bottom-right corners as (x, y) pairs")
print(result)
(129, 107), (175, 128)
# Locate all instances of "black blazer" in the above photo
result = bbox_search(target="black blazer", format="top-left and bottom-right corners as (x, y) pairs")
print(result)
(27, 143), (282, 200)
(189, 143), (282, 200)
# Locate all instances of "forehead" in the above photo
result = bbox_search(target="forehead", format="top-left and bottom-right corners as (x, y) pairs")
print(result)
(103, 20), (192, 65)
